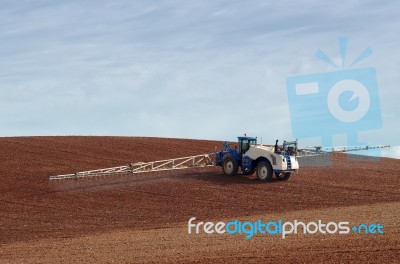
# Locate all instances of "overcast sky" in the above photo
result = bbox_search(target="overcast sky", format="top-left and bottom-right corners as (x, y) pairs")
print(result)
(1, 0), (399, 155)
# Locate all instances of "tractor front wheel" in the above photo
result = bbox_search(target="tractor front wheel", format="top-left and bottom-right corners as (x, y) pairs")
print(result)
(222, 156), (239, 176)
(256, 161), (273, 181)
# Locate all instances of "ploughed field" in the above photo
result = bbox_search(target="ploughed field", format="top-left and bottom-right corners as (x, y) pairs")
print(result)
(0, 137), (399, 263)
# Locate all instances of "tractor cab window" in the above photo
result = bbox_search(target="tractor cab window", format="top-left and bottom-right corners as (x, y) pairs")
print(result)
(240, 140), (250, 155)
(239, 138), (257, 155)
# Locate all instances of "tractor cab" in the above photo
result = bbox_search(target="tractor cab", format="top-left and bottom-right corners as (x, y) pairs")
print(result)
(237, 136), (257, 156)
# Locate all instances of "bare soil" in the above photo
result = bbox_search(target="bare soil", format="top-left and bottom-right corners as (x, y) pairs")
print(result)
(0, 137), (399, 263)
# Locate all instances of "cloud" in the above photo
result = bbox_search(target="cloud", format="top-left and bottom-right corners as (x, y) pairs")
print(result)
(0, 0), (399, 145)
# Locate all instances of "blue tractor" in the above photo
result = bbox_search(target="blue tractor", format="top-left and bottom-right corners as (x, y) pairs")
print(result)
(215, 136), (299, 181)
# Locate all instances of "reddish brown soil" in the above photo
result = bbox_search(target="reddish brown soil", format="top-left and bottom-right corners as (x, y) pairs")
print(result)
(0, 137), (399, 263)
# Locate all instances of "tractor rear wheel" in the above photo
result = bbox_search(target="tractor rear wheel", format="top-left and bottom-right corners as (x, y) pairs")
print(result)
(256, 161), (273, 181)
(222, 156), (238, 176)
(275, 172), (291, 181)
